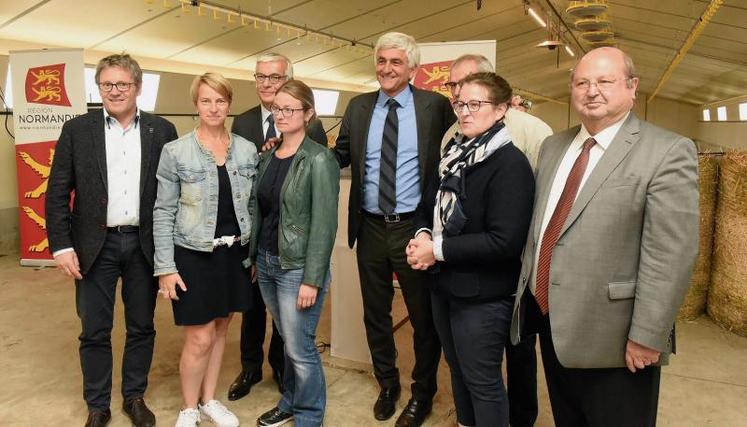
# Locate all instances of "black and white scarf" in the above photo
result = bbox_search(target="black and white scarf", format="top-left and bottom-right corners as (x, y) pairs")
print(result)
(433, 120), (512, 238)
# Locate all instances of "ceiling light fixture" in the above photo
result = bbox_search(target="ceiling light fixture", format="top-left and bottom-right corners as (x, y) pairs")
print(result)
(528, 7), (547, 28)
(175, 0), (373, 51)
(565, 45), (575, 56)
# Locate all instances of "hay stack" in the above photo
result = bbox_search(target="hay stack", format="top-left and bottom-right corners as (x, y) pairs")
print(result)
(678, 154), (719, 320)
(708, 152), (747, 336)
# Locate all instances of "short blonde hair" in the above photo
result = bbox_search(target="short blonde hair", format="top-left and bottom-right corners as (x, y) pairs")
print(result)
(190, 72), (233, 105)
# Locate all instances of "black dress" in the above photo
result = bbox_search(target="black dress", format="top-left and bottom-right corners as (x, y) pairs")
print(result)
(172, 164), (252, 326)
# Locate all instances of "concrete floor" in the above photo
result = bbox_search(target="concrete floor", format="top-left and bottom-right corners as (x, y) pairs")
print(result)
(1, 252), (746, 427)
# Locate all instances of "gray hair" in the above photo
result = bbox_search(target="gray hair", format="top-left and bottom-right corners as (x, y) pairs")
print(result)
(374, 32), (420, 69)
(95, 53), (142, 86)
(570, 47), (637, 87)
(451, 54), (494, 73)
(256, 52), (294, 79)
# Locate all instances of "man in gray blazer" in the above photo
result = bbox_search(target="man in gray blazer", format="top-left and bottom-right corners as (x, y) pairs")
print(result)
(511, 47), (698, 426)
(46, 54), (178, 427)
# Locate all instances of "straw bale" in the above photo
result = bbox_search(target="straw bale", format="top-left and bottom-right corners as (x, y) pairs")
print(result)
(708, 152), (747, 336)
(678, 154), (719, 320)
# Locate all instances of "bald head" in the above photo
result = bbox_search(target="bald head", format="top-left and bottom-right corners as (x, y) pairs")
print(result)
(570, 47), (639, 134)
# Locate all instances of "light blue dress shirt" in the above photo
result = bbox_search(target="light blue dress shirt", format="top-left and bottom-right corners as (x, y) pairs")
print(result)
(362, 86), (420, 214)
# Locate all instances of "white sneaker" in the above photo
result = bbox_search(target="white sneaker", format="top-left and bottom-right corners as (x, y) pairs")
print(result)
(199, 399), (240, 427)
(175, 408), (201, 427)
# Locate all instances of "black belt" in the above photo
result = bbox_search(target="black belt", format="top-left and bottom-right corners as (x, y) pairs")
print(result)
(362, 210), (415, 223)
(108, 225), (139, 233)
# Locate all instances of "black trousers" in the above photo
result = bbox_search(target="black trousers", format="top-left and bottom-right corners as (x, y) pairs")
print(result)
(523, 292), (661, 427)
(356, 215), (441, 400)
(239, 281), (285, 373)
(74, 230), (157, 411)
(432, 292), (514, 427)
(506, 333), (538, 427)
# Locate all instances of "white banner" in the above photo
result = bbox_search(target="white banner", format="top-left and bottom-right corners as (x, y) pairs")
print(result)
(10, 48), (86, 265)
(10, 48), (86, 144)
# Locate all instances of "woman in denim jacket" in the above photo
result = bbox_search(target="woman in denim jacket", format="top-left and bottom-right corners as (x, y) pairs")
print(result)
(251, 80), (339, 427)
(153, 73), (258, 427)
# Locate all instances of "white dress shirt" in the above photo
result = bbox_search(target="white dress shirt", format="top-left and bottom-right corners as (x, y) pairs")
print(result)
(104, 109), (142, 227)
(530, 112), (630, 293)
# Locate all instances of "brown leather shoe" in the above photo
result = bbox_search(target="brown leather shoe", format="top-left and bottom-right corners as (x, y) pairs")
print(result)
(85, 409), (111, 427)
(122, 397), (155, 427)
(395, 398), (432, 427)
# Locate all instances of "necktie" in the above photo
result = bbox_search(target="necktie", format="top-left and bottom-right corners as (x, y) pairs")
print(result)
(378, 98), (400, 214)
(265, 114), (277, 142)
(535, 137), (597, 314)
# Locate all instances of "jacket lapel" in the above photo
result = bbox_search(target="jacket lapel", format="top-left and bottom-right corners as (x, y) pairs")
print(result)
(251, 107), (265, 144)
(139, 112), (153, 196)
(533, 128), (577, 243)
(92, 111), (108, 191)
(357, 92), (377, 176)
(559, 114), (640, 237)
(412, 86), (432, 185)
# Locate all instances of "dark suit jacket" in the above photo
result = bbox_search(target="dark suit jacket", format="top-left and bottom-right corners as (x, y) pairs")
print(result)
(414, 142), (535, 302)
(45, 110), (178, 274)
(231, 104), (327, 151)
(334, 85), (456, 248)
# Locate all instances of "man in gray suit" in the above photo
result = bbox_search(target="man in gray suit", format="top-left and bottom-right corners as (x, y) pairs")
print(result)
(511, 47), (699, 426)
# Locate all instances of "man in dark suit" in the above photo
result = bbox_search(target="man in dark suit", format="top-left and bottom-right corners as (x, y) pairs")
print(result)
(511, 47), (699, 426)
(46, 54), (178, 427)
(334, 32), (455, 427)
(228, 53), (326, 401)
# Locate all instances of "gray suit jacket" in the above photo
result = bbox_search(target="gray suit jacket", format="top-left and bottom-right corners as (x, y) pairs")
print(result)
(510, 113), (699, 369)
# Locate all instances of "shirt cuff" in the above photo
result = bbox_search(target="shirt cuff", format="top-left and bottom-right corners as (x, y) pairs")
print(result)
(433, 235), (445, 262)
(415, 228), (432, 238)
(52, 247), (75, 258)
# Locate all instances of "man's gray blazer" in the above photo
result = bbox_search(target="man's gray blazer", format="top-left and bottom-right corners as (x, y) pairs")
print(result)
(511, 113), (699, 369)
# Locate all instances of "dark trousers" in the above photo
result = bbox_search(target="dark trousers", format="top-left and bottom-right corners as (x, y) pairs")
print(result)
(356, 215), (441, 400)
(432, 292), (514, 427)
(75, 230), (157, 411)
(523, 293), (661, 427)
(239, 281), (285, 374)
(506, 332), (538, 427)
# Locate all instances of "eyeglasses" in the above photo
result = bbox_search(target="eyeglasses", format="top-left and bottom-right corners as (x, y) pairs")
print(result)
(98, 82), (135, 92)
(452, 100), (495, 113)
(571, 78), (632, 91)
(255, 73), (288, 84)
(270, 105), (305, 117)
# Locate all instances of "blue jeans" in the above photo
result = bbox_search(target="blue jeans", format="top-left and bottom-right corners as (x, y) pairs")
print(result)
(431, 292), (514, 427)
(256, 250), (329, 427)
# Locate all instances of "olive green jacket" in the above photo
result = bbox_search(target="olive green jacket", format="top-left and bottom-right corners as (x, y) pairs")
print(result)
(247, 136), (340, 287)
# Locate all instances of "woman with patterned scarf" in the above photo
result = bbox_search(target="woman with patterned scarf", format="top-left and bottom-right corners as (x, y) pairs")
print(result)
(406, 72), (535, 427)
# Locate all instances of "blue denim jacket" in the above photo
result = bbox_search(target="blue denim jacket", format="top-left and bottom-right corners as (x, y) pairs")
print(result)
(153, 130), (258, 276)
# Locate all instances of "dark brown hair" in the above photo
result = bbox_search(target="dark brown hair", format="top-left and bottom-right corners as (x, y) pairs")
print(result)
(461, 72), (512, 105)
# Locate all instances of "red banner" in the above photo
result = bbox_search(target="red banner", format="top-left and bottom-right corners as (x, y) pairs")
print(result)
(15, 141), (56, 260)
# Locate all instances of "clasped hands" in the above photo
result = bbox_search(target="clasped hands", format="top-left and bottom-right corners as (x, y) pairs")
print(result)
(406, 232), (437, 270)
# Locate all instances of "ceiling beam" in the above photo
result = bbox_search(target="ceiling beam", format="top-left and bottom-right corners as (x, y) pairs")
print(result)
(647, 0), (724, 103)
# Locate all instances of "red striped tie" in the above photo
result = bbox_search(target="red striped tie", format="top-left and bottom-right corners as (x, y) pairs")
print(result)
(535, 137), (597, 315)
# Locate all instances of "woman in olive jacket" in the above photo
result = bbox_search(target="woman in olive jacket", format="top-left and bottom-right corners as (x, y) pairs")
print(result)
(249, 79), (339, 427)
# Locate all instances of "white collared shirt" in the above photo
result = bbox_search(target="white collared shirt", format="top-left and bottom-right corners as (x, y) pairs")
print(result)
(530, 112), (630, 293)
(104, 108), (141, 227)
(260, 104), (279, 140)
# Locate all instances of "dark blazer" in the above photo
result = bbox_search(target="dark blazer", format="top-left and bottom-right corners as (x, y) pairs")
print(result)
(414, 142), (535, 302)
(46, 110), (178, 274)
(231, 104), (327, 151)
(334, 85), (455, 248)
